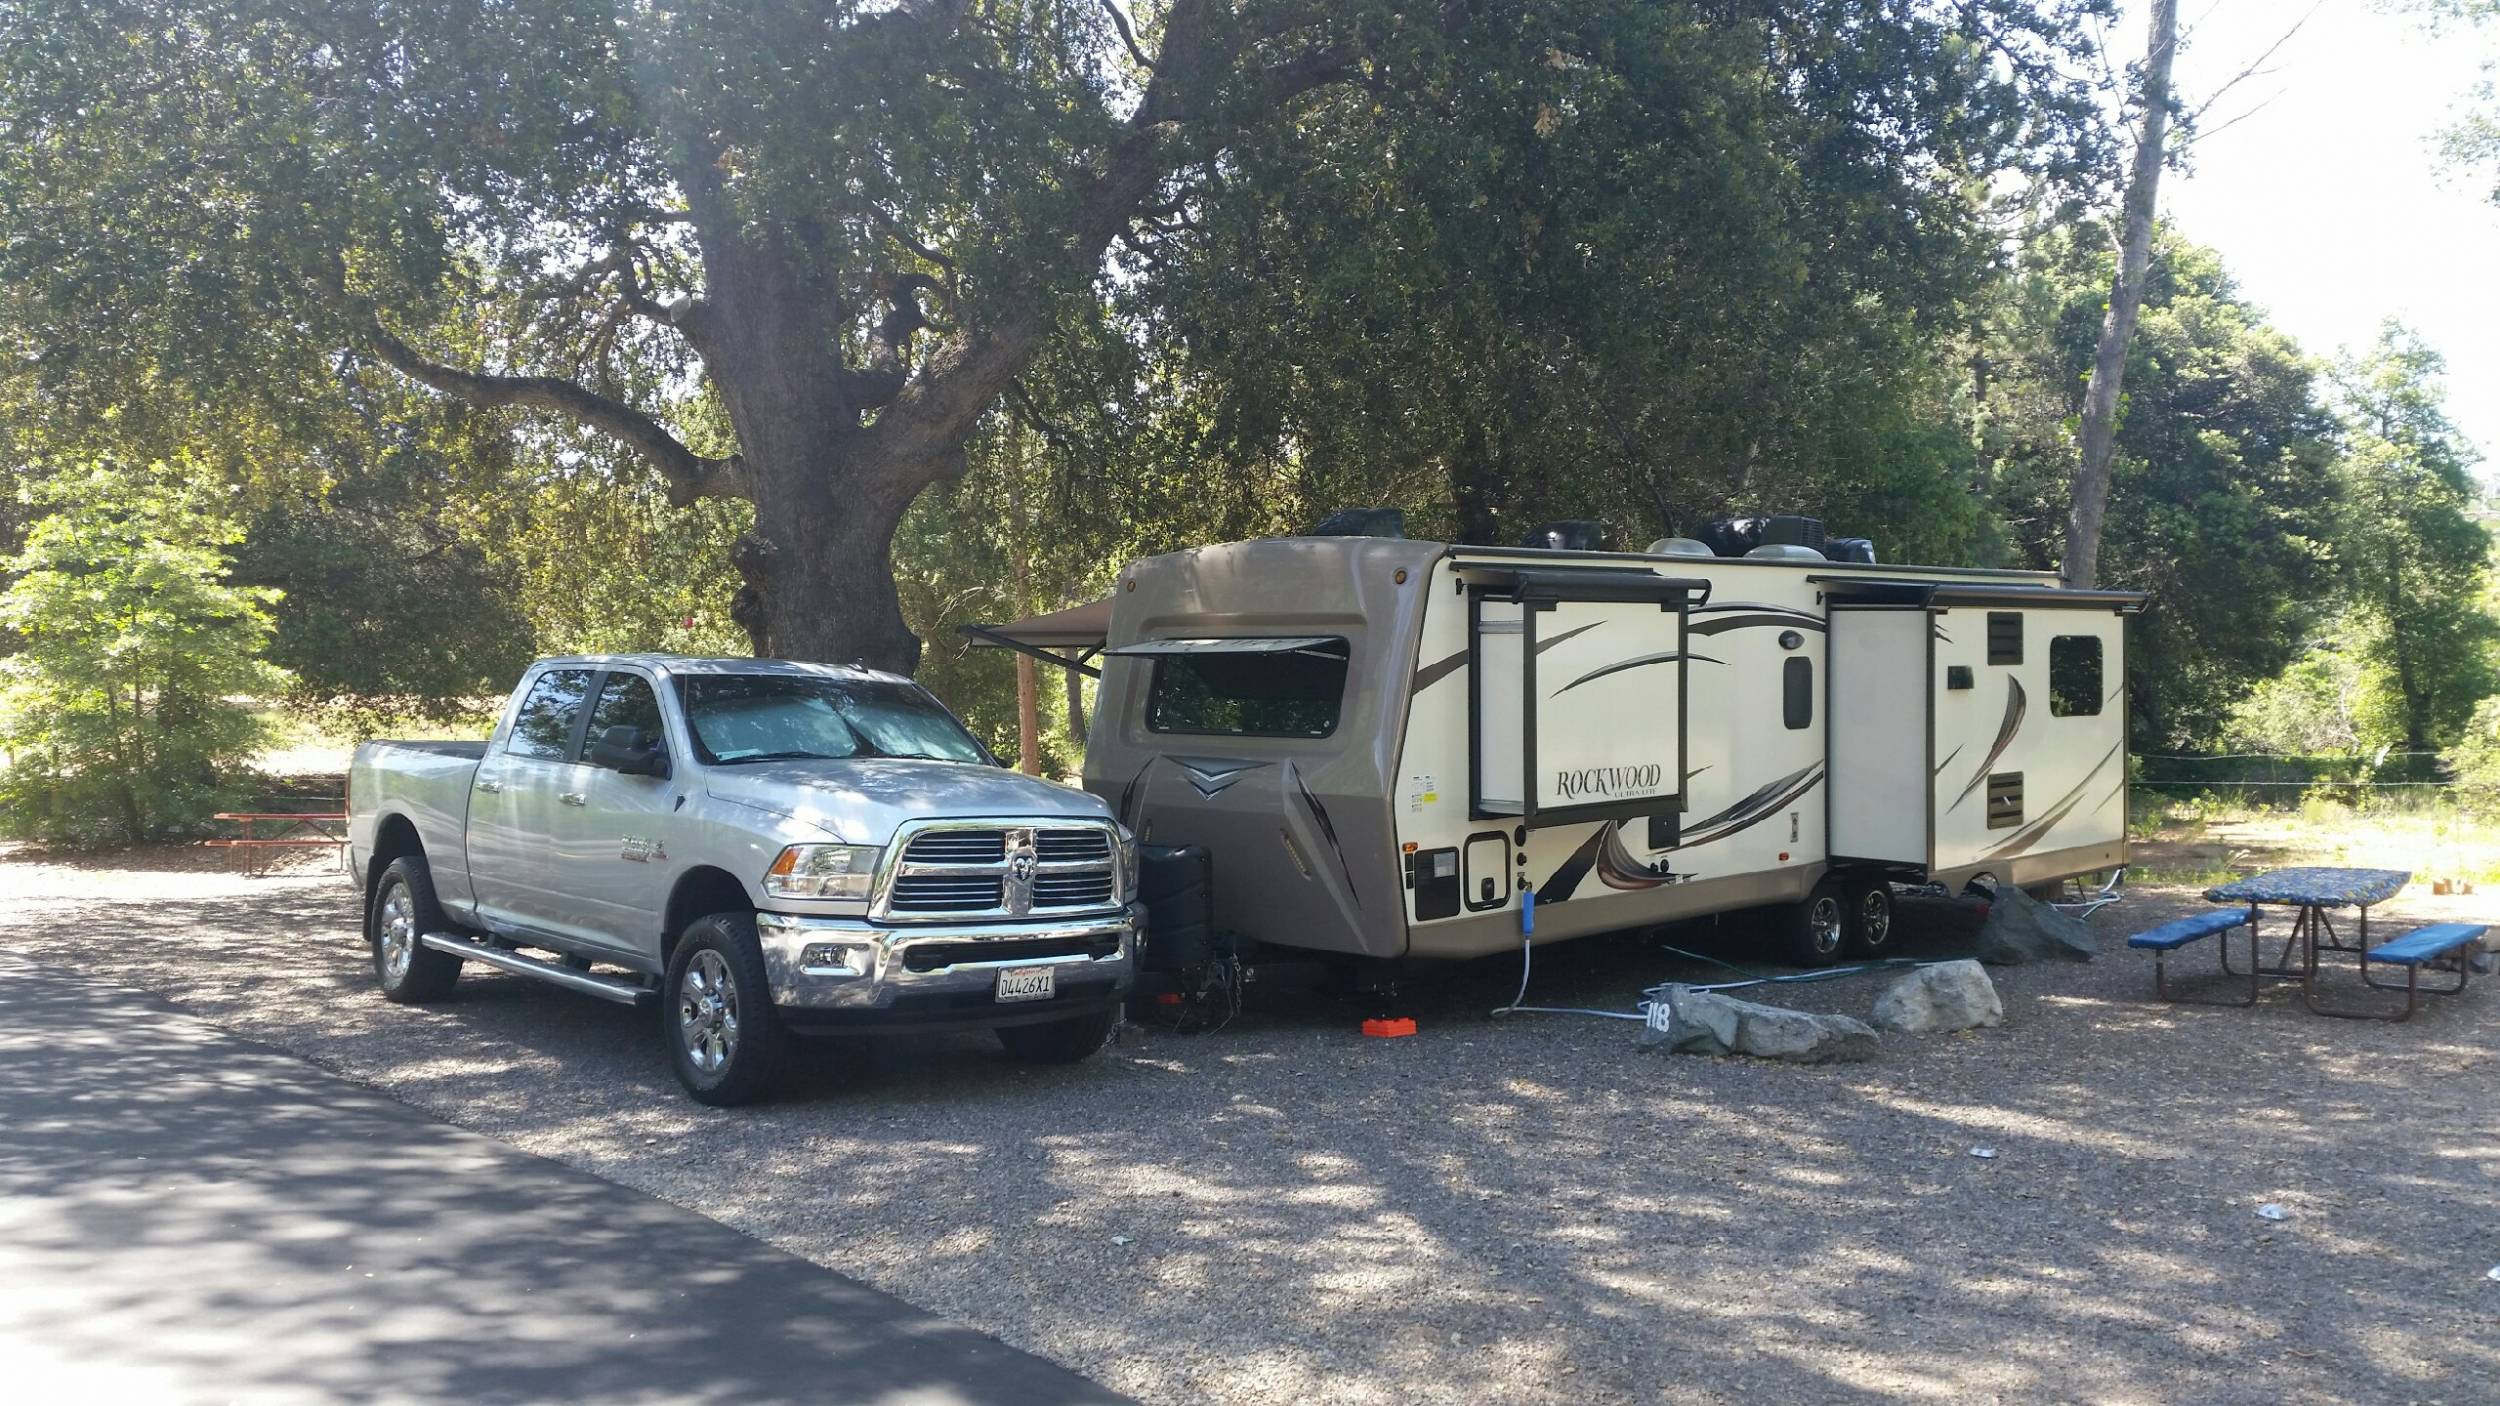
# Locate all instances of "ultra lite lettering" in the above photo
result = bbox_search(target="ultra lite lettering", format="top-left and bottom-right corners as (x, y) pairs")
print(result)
(1552, 764), (1663, 800)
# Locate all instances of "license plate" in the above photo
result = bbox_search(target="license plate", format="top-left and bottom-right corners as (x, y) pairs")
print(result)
(994, 965), (1057, 1003)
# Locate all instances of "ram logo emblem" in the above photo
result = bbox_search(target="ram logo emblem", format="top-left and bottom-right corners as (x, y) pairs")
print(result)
(1003, 827), (1038, 915)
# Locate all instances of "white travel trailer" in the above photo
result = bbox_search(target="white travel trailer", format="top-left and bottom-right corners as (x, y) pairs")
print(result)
(974, 531), (2141, 978)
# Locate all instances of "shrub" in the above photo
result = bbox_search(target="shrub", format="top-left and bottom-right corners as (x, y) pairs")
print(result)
(2449, 696), (2500, 808)
(0, 464), (290, 845)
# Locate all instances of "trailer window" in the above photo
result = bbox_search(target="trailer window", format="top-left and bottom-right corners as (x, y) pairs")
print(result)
(1146, 639), (1349, 738)
(2050, 635), (2103, 717)
(1783, 657), (1813, 730)
(507, 668), (594, 761)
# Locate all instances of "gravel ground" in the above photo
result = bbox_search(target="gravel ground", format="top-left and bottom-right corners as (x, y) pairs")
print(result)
(2, 847), (2495, 1406)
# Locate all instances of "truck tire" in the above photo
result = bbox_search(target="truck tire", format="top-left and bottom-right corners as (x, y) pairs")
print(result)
(1844, 878), (1895, 958)
(1776, 875), (1849, 968)
(994, 1006), (1118, 1064)
(663, 913), (786, 1107)
(371, 857), (463, 1003)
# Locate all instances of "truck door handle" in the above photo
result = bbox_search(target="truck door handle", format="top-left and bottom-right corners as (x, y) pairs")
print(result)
(559, 792), (587, 807)
(474, 778), (503, 794)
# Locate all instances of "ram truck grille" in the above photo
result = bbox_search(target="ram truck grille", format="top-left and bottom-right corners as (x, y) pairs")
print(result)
(878, 822), (1122, 921)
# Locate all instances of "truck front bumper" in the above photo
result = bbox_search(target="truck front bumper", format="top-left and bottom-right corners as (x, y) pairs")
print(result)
(753, 905), (1139, 1028)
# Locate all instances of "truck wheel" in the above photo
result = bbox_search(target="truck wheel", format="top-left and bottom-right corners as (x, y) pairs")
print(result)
(1777, 876), (1849, 968)
(995, 1006), (1117, 1064)
(371, 857), (463, 1003)
(663, 913), (786, 1107)
(1844, 879), (1895, 958)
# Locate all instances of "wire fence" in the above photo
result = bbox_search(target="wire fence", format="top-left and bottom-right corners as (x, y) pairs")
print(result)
(2135, 749), (2495, 794)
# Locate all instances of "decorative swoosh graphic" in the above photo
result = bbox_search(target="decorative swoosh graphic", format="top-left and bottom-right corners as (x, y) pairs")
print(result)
(1408, 620), (1610, 695)
(1932, 744), (1964, 778)
(1116, 756), (1156, 828)
(1287, 760), (1362, 911)
(1980, 742), (2123, 860)
(1412, 649), (1466, 694)
(1675, 767), (1823, 850)
(1537, 620), (1605, 655)
(1557, 649), (1725, 694)
(1948, 677), (2027, 813)
(1688, 612), (1826, 637)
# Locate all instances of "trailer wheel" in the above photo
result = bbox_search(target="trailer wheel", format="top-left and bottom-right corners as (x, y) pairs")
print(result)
(1778, 877), (1850, 967)
(1844, 879), (1895, 958)
(663, 913), (787, 1107)
(371, 857), (463, 1003)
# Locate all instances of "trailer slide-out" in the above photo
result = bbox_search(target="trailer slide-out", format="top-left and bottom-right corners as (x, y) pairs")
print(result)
(974, 533), (2142, 975)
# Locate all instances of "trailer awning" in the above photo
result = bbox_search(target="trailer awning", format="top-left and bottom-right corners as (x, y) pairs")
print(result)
(1815, 579), (2147, 613)
(960, 597), (1114, 677)
(1102, 636), (1343, 657)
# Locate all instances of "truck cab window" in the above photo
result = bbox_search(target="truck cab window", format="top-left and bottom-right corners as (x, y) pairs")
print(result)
(676, 672), (989, 766)
(590, 673), (668, 756)
(1146, 641), (1350, 738)
(507, 669), (594, 760)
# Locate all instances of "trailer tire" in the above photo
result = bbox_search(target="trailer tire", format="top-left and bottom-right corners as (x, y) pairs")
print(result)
(371, 857), (463, 1003)
(1778, 876), (1850, 967)
(995, 1006), (1118, 1064)
(663, 913), (787, 1107)
(1843, 879), (1895, 958)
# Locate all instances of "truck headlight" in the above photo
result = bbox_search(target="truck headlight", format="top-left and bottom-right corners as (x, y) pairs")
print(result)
(1116, 829), (1140, 901)
(763, 844), (881, 900)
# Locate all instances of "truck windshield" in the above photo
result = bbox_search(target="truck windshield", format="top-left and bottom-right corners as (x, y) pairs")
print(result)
(675, 673), (990, 766)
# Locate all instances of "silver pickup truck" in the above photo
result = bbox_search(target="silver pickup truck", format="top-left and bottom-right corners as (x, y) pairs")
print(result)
(348, 655), (1141, 1104)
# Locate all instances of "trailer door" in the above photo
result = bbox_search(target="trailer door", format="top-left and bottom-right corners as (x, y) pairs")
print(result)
(1468, 567), (1704, 827)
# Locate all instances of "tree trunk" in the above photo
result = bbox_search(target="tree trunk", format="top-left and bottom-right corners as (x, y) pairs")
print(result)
(2063, 0), (2177, 590)
(1064, 667), (1089, 748)
(1016, 654), (1042, 774)
(729, 445), (929, 672)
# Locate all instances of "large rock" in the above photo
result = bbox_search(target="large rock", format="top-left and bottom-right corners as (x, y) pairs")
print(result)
(1971, 882), (2097, 965)
(1639, 986), (1879, 1063)
(1872, 960), (2003, 1034)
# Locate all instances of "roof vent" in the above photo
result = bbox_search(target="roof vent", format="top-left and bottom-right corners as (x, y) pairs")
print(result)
(1702, 515), (1825, 557)
(1646, 537), (1714, 557)
(1824, 537), (1878, 564)
(1744, 544), (1827, 561)
(1521, 520), (1608, 552)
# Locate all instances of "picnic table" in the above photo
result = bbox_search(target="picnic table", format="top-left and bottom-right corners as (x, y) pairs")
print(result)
(2201, 866), (2410, 979)
(202, 811), (348, 876)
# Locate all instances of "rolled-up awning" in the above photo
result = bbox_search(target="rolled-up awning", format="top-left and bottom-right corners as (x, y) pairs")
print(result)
(1102, 636), (1341, 657)
(960, 597), (1114, 676)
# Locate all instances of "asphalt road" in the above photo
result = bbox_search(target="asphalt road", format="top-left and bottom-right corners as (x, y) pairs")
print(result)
(0, 950), (1128, 1406)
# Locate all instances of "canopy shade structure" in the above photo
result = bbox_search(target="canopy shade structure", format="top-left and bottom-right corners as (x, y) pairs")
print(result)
(960, 597), (1114, 677)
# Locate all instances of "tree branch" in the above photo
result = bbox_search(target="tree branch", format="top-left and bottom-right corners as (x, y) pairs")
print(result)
(350, 302), (748, 507)
(1100, 0), (1154, 70)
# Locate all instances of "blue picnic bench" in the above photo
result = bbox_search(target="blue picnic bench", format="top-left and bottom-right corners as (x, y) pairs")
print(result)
(2325, 922), (2486, 1022)
(2127, 908), (2261, 1006)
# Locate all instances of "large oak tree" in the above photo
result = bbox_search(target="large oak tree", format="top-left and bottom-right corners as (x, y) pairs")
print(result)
(1, 0), (2108, 669)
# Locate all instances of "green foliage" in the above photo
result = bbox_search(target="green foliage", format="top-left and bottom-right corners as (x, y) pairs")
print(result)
(2449, 696), (2500, 800)
(2321, 325), (2498, 746)
(0, 465), (289, 845)
(1978, 226), (2342, 746)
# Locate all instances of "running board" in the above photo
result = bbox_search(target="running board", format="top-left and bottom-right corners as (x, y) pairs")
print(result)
(420, 932), (654, 1006)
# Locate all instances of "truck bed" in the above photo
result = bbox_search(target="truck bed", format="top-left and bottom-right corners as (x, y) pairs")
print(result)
(362, 740), (490, 760)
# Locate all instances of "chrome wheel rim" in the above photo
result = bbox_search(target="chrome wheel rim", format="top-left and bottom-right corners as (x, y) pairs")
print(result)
(1810, 895), (1844, 956)
(1859, 889), (1892, 949)
(378, 885), (417, 984)
(678, 950), (739, 1075)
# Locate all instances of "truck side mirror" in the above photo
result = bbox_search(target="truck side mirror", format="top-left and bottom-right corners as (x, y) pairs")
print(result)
(590, 724), (670, 778)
